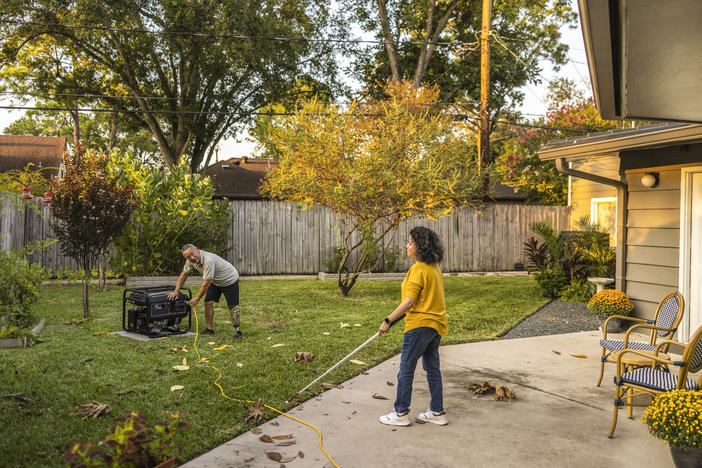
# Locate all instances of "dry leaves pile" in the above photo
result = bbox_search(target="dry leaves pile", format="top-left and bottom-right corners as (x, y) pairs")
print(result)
(68, 401), (111, 419)
(466, 381), (516, 401)
(244, 398), (265, 423)
(294, 352), (314, 363)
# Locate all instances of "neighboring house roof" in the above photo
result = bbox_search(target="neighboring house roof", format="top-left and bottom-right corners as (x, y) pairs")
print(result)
(492, 182), (526, 202)
(201, 157), (278, 199)
(538, 123), (702, 161)
(0, 135), (66, 178)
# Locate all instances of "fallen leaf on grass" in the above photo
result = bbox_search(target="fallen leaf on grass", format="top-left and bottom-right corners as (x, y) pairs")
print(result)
(267, 336), (272, 340)
(170, 385), (184, 392)
(266, 452), (282, 461)
(323, 382), (343, 389)
(244, 398), (265, 424)
(298, 451), (305, 458)
(349, 359), (367, 366)
(68, 401), (111, 419)
(570, 354), (587, 359)
(214, 344), (230, 351)
(294, 352), (314, 363)
(83, 358), (94, 363)
(172, 365), (190, 372)
(386, 381), (394, 386)
(271, 343), (285, 348)
(353, 323), (361, 327)
(272, 434), (293, 440)
(207, 341), (215, 345)
(64, 318), (88, 325)
(552, 350), (561, 355)
(340, 323), (350, 328)
(197, 358), (210, 364)
(0, 393), (30, 403)
(322, 332), (330, 336)
(236, 363), (243, 368)
(250, 427), (262, 434)
(372, 393), (388, 400)
(259, 434), (273, 443)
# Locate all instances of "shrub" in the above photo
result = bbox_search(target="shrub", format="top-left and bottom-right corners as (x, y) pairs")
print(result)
(643, 390), (702, 449)
(587, 289), (633, 316)
(0, 250), (46, 328)
(559, 280), (593, 303)
(534, 269), (568, 299)
(110, 154), (230, 276)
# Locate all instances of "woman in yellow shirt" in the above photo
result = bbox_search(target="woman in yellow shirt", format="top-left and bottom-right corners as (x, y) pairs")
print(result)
(378, 226), (448, 426)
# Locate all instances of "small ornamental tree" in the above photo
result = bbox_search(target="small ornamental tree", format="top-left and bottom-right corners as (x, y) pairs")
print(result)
(50, 147), (136, 318)
(263, 81), (483, 296)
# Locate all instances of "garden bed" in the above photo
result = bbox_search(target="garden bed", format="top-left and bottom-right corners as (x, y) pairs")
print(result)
(0, 318), (46, 349)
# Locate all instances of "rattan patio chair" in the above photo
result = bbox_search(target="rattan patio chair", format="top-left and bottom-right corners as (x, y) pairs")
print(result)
(597, 291), (684, 386)
(608, 323), (702, 438)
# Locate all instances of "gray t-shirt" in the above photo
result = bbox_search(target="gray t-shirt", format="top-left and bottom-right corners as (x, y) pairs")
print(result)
(183, 249), (239, 287)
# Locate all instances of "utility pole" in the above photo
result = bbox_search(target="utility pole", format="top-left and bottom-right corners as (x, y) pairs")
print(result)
(478, 0), (491, 175)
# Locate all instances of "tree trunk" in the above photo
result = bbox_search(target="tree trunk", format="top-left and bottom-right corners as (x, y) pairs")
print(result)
(377, 0), (400, 81)
(108, 114), (118, 153)
(82, 278), (90, 319)
(70, 109), (81, 153)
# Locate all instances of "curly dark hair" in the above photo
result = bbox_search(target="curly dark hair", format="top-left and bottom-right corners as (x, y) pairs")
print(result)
(410, 226), (444, 264)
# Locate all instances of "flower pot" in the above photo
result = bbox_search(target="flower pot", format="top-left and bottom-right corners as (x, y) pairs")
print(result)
(670, 446), (702, 468)
(598, 315), (621, 333)
(152, 456), (175, 468)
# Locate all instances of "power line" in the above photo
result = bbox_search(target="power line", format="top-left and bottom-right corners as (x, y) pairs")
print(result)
(0, 19), (478, 47)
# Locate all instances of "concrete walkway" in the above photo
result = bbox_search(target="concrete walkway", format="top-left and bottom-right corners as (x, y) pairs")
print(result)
(183, 331), (685, 468)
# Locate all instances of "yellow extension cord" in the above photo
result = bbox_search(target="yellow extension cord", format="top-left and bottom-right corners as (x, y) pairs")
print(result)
(191, 305), (340, 468)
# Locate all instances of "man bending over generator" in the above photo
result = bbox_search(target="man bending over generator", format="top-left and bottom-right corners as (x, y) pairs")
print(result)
(168, 244), (242, 338)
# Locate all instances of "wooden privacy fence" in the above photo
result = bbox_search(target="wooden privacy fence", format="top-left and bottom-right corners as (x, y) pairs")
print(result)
(227, 200), (570, 274)
(1, 195), (570, 275)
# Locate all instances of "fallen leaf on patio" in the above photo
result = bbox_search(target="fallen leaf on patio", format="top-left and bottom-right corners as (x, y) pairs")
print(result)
(250, 427), (262, 434)
(298, 451), (305, 458)
(0, 393), (30, 403)
(172, 365), (189, 371)
(386, 381), (394, 386)
(245, 398), (265, 423)
(280, 456), (296, 463)
(266, 452), (282, 462)
(170, 385), (184, 392)
(322, 332), (330, 335)
(259, 434), (273, 443)
(271, 421), (279, 426)
(214, 344), (230, 351)
(349, 359), (366, 366)
(272, 434), (293, 440)
(494, 384), (516, 401)
(323, 382), (343, 389)
(342, 401), (351, 404)
(372, 393), (388, 400)
(277, 440), (296, 446)
(236, 362), (243, 368)
(340, 323), (350, 328)
(244, 457), (255, 463)
(271, 343), (285, 348)
(68, 401), (111, 419)
(466, 381), (495, 395)
(552, 350), (561, 355)
(294, 352), (314, 363)
(570, 354), (587, 359)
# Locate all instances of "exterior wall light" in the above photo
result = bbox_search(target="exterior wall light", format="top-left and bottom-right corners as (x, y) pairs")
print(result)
(641, 172), (659, 188)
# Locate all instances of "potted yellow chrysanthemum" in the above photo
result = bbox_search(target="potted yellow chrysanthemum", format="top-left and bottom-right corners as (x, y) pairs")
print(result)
(587, 289), (633, 332)
(643, 390), (702, 468)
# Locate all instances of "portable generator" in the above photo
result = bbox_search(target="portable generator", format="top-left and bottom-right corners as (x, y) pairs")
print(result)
(122, 286), (192, 338)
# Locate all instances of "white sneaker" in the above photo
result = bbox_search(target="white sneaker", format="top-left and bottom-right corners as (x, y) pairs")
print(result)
(379, 410), (411, 426)
(415, 409), (448, 425)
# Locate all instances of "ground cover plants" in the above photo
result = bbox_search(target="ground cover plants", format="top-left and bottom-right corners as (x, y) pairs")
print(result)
(0, 276), (547, 466)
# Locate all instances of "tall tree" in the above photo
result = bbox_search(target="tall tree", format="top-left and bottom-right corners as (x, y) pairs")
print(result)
(0, 0), (345, 171)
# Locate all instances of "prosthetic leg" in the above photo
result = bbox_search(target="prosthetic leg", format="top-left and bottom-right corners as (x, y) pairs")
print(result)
(230, 305), (243, 339)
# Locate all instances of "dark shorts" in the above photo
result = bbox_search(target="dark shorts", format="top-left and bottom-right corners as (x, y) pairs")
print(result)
(204, 280), (239, 308)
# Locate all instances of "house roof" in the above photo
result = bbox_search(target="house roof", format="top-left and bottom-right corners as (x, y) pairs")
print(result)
(492, 182), (526, 201)
(201, 157), (278, 199)
(538, 123), (702, 161)
(0, 135), (66, 177)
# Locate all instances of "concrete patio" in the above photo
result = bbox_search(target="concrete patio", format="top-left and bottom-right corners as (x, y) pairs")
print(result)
(183, 330), (691, 468)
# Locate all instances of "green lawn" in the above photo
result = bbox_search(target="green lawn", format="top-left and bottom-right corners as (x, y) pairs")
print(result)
(0, 276), (547, 467)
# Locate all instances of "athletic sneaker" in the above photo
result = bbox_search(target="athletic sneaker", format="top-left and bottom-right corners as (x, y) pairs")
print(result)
(415, 409), (448, 425)
(379, 410), (410, 426)
(202, 328), (215, 335)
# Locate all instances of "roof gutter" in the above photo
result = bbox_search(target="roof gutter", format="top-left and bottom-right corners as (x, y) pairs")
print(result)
(555, 157), (627, 291)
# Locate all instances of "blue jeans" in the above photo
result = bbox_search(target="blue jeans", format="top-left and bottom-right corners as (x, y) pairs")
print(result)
(394, 327), (443, 414)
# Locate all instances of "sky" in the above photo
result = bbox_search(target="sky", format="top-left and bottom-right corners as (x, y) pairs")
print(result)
(0, 11), (592, 160)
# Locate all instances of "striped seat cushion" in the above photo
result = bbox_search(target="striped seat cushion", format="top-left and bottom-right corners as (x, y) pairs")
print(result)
(620, 367), (699, 391)
(600, 340), (656, 352)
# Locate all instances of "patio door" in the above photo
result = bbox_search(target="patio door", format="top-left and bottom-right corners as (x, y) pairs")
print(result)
(680, 168), (702, 341)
